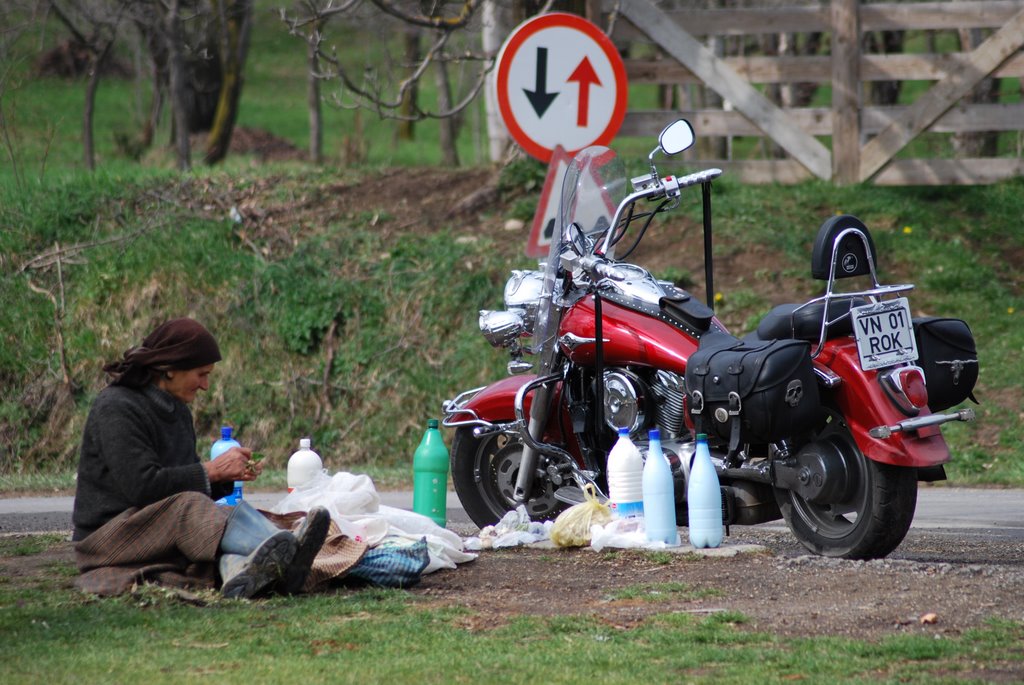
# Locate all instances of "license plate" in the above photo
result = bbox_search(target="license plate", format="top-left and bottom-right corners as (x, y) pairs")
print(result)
(851, 297), (918, 371)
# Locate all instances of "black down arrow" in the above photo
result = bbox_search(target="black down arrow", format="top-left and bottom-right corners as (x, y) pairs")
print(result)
(524, 46), (558, 117)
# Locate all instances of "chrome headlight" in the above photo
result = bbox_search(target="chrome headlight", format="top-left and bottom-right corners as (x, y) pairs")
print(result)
(479, 309), (526, 348)
(503, 270), (545, 333)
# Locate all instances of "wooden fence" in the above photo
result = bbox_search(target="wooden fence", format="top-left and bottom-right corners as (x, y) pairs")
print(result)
(606, 0), (1024, 185)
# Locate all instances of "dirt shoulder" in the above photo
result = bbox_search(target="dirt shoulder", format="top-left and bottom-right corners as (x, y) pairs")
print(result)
(7, 525), (1022, 644)
(413, 526), (1024, 642)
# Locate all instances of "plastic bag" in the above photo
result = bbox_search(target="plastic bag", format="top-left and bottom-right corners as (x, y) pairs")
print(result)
(589, 517), (678, 551)
(466, 505), (553, 550)
(269, 471), (478, 572)
(550, 484), (613, 548)
(589, 517), (648, 551)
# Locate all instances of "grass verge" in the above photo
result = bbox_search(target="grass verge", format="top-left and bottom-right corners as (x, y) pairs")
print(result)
(0, 536), (1021, 684)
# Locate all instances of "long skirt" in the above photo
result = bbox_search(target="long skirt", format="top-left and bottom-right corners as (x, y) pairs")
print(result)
(74, 491), (228, 596)
(73, 492), (368, 596)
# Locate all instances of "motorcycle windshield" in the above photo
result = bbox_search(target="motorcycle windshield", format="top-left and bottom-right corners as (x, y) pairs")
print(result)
(559, 146), (627, 238)
(530, 146), (627, 372)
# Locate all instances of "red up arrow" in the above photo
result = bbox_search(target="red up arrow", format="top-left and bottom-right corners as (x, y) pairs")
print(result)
(567, 57), (601, 127)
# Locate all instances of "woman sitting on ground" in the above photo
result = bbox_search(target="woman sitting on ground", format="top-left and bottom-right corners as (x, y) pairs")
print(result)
(71, 317), (332, 598)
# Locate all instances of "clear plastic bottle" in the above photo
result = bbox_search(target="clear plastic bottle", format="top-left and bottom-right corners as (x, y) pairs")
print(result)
(687, 433), (723, 548)
(643, 428), (679, 545)
(210, 426), (242, 506)
(607, 427), (644, 519)
(287, 438), (323, 492)
(412, 419), (449, 527)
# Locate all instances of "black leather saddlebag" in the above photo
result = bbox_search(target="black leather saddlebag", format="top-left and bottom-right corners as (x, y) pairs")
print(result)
(912, 317), (978, 412)
(685, 333), (821, 452)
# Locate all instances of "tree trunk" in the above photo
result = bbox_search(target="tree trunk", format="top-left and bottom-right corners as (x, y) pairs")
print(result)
(792, 32), (822, 107)
(136, 20), (167, 151)
(83, 41), (117, 171)
(436, 58), (460, 166)
(867, 31), (904, 106)
(83, 56), (100, 171)
(397, 29), (420, 142)
(166, 0), (192, 170)
(952, 28), (1000, 157)
(143, 69), (164, 150)
(482, 0), (511, 162)
(307, 30), (323, 165)
(204, 0), (253, 165)
(761, 32), (785, 159)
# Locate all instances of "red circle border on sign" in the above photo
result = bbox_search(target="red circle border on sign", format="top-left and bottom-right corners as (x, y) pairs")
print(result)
(496, 12), (628, 163)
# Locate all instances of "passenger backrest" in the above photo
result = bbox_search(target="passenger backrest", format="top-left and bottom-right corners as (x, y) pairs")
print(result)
(811, 214), (878, 281)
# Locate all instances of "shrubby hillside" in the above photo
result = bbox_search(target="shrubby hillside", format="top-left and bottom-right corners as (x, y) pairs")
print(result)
(2, 161), (1022, 487)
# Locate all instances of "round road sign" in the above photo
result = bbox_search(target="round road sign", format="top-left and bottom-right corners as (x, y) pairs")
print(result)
(496, 13), (628, 162)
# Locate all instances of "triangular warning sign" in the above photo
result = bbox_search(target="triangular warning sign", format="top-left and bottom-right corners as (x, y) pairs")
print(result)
(525, 146), (572, 258)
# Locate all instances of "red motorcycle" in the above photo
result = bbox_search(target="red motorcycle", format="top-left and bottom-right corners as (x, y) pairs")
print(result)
(442, 120), (978, 559)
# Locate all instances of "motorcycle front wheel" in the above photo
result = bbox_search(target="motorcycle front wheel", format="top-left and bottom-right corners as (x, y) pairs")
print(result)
(774, 418), (918, 560)
(450, 427), (568, 528)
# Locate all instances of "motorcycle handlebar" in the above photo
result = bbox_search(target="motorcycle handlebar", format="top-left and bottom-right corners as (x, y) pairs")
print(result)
(661, 168), (724, 197)
(577, 255), (627, 281)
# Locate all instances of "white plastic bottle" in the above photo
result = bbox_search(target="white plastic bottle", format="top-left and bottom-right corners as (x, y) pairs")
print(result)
(606, 427), (644, 519)
(210, 426), (242, 506)
(287, 438), (323, 492)
(687, 433), (723, 548)
(643, 428), (679, 545)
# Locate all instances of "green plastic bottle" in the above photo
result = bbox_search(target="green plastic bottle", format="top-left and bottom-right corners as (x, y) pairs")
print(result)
(412, 419), (450, 527)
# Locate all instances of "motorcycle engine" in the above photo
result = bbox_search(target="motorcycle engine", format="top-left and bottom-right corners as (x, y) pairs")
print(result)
(602, 369), (647, 433)
(602, 368), (688, 439)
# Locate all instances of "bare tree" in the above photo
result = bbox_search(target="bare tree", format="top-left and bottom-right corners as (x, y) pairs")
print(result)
(280, 0), (361, 164)
(43, 0), (253, 171)
(1, 0), (54, 190)
(277, 1), (606, 165)
(952, 28), (1001, 157)
(481, 0), (512, 161)
(203, 0), (254, 164)
(397, 25), (422, 142)
(865, 30), (905, 107)
(163, 0), (193, 169)
(306, 19), (325, 163)
(48, 0), (131, 171)
(280, 0), (491, 165)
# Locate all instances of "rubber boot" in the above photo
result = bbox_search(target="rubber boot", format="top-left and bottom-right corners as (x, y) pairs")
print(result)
(219, 500), (298, 599)
(280, 506), (331, 595)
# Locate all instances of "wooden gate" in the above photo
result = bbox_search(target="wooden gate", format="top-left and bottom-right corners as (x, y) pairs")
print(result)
(607, 0), (1024, 185)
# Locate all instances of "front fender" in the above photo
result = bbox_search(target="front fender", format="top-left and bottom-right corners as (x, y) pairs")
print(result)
(443, 375), (579, 456)
(461, 374), (538, 423)
(820, 340), (950, 468)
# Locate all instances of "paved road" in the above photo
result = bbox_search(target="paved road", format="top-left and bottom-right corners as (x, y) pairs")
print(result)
(0, 491), (474, 536)
(1, 487), (1021, 538)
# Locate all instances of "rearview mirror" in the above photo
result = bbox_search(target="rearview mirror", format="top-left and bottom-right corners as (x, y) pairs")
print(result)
(659, 119), (695, 156)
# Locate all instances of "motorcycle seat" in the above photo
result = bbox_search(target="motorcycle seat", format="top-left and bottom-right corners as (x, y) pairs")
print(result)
(754, 298), (868, 342)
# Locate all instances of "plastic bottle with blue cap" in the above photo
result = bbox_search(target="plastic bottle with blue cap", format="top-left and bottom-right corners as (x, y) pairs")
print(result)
(210, 426), (242, 506)
(643, 428), (679, 545)
(606, 427), (644, 519)
(687, 433), (723, 548)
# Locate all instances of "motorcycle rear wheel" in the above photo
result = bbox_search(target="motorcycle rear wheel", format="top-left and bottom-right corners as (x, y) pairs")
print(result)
(774, 419), (918, 560)
(450, 426), (568, 528)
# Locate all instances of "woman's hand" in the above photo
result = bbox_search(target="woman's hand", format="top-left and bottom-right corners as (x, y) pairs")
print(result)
(204, 446), (262, 483)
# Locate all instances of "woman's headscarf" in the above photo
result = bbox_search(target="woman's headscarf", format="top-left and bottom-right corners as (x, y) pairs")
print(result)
(104, 318), (222, 387)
